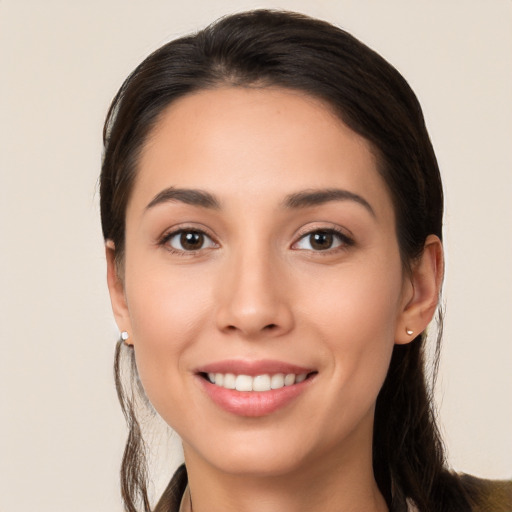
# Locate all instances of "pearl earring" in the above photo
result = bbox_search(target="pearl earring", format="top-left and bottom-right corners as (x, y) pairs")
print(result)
(406, 328), (414, 336)
(121, 331), (130, 341)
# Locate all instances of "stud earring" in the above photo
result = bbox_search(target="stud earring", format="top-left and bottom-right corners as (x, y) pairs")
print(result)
(121, 331), (130, 342)
(406, 328), (414, 336)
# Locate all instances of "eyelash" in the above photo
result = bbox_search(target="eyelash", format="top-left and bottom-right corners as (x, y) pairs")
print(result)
(158, 227), (218, 255)
(292, 227), (354, 254)
(157, 226), (354, 255)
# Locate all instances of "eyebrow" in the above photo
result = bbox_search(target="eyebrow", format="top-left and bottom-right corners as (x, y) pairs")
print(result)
(145, 187), (221, 211)
(144, 186), (375, 217)
(283, 188), (375, 217)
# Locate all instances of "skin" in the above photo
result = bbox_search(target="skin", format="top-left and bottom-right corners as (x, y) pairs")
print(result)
(107, 87), (443, 512)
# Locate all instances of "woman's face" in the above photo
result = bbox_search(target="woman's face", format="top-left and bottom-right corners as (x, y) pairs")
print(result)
(109, 87), (415, 477)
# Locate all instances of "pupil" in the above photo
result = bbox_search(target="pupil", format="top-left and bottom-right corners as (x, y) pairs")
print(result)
(181, 231), (203, 250)
(311, 231), (333, 250)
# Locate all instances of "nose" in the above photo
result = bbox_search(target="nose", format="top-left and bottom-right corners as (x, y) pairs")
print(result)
(215, 248), (294, 339)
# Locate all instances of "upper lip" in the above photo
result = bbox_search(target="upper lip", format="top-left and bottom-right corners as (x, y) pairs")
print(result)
(195, 359), (315, 376)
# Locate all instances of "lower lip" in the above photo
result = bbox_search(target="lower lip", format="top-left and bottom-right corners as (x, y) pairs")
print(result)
(198, 376), (314, 417)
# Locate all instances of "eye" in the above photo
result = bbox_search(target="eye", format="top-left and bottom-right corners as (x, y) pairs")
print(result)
(164, 229), (217, 252)
(293, 229), (351, 251)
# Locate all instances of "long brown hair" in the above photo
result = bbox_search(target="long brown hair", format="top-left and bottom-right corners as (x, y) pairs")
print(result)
(101, 10), (477, 511)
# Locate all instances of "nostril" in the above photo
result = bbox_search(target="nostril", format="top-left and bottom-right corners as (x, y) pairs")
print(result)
(224, 323), (278, 334)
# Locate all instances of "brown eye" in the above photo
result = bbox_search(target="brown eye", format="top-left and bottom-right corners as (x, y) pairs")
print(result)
(310, 231), (334, 250)
(180, 231), (204, 250)
(166, 230), (216, 252)
(294, 229), (350, 251)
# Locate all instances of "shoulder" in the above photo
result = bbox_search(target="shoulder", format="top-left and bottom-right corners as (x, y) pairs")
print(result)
(154, 464), (188, 512)
(460, 473), (512, 512)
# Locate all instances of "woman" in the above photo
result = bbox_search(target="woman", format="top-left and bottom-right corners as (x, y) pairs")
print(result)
(100, 10), (511, 512)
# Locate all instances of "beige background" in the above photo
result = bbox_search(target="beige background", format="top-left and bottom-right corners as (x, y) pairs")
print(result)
(0, 1), (510, 511)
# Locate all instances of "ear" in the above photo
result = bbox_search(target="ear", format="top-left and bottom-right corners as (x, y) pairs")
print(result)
(395, 234), (444, 344)
(105, 240), (133, 345)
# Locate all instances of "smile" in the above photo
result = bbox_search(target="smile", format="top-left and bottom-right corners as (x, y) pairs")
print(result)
(196, 361), (317, 416)
(206, 372), (309, 392)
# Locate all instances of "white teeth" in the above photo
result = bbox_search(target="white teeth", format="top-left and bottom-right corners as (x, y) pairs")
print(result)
(235, 375), (253, 391)
(284, 373), (296, 386)
(252, 374), (271, 392)
(270, 373), (285, 389)
(223, 373), (236, 389)
(206, 372), (309, 391)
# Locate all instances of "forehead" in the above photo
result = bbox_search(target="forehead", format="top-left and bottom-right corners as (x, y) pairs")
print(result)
(130, 87), (394, 222)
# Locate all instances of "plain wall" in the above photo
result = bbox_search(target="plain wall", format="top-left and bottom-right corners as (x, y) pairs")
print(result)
(0, 1), (510, 511)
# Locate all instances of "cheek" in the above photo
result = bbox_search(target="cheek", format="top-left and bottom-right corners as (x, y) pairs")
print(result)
(301, 258), (403, 401)
(123, 261), (213, 412)
(303, 255), (403, 338)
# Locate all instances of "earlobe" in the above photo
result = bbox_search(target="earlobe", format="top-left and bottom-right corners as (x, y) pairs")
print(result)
(395, 235), (444, 345)
(105, 240), (133, 345)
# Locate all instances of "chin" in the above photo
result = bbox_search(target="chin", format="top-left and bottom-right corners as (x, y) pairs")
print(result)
(182, 421), (341, 480)
(208, 448), (310, 479)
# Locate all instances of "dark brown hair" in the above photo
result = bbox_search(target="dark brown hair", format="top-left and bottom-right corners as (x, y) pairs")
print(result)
(101, 10), (477, 512)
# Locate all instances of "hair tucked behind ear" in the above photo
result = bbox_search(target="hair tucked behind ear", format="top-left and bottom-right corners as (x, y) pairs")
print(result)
(373, 326), (446, 507)
(114, 341), (152, 512)
(102, 10), (485, 512)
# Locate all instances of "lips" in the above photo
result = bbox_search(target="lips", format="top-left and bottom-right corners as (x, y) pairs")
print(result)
(195, 360), (317, 417)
